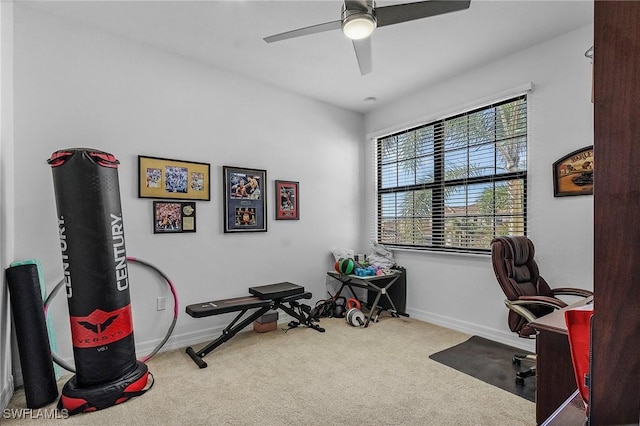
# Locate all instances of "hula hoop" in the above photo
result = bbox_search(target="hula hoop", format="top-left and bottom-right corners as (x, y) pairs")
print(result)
(44, 256), (178, 372)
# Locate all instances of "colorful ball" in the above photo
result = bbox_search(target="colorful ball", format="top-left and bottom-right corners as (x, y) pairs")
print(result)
(339, 258), (355, 275)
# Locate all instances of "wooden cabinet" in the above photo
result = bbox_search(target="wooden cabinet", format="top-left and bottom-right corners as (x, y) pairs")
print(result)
(591, 1), (640, 424)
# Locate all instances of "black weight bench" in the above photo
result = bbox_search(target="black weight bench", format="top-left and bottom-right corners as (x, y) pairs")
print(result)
(185, 282), (324, 368)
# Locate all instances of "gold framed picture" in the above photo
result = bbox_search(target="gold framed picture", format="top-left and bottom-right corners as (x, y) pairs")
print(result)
(138, 155), (210, 201)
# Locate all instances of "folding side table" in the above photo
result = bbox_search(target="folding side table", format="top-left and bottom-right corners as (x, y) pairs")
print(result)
(326, 270), (408, 327)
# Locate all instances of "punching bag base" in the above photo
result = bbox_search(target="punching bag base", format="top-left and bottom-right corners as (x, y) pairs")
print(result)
(58, 361), (152, 415)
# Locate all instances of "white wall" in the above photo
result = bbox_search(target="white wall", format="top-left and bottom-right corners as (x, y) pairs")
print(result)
(0, 0), (15, 411)
(364, 24), (595, 350)
(10, 5), (364, 370)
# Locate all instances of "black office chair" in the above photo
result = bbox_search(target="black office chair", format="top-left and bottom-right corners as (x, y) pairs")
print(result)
(490, 236), (593, 384)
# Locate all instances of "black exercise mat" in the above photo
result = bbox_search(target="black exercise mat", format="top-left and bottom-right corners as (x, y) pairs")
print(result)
(429, 335), (535, 402)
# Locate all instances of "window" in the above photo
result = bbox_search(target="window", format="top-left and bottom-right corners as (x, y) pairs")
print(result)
(376, 95), (527, 253)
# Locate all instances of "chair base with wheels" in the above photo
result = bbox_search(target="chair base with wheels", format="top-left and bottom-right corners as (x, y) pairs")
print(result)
(513, 353), (536, 385)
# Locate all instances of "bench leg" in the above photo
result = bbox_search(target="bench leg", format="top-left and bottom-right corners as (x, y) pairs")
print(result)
(278, 301), (325, 333)
(185, 306), (271, 368)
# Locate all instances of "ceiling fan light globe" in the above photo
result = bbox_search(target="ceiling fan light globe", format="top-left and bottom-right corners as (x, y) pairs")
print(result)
(342, 13), (377, 40)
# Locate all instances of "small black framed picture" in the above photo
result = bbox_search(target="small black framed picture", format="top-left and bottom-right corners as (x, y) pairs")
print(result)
(153, 201), (196, 234)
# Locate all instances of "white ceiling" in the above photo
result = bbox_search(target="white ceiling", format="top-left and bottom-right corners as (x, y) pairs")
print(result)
(22, 0), (594, 114)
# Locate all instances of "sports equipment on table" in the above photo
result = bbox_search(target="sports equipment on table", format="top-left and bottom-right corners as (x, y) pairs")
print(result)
(337, 258), (355, 275)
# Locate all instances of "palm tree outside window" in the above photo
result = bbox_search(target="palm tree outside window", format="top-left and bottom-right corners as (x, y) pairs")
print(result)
(376, 95), (527, 253)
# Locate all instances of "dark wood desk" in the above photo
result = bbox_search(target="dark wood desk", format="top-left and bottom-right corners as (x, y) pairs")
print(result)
(531, 296), (593, 425)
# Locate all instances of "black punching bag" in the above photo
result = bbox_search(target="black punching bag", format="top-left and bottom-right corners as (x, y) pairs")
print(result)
(5, 262), (58, 408)
(48, 149), (151, 414)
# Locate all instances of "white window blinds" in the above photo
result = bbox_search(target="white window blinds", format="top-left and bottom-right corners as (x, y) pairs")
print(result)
(375, 95), (527, 253)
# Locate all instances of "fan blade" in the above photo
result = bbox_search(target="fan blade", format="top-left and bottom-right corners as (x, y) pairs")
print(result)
(353, 38), (372, 75)
(376, 0), (471, 28)
(264, 20), (342, 43)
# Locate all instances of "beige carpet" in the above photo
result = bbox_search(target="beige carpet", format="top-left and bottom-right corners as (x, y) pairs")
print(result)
(5, 317), (535, 425)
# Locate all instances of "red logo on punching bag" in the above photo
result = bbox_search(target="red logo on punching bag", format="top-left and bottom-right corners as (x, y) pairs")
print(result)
(70, 306), (133, 348)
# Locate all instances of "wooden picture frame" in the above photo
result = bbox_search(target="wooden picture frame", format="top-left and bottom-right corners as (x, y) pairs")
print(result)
(223, 166), (267, 233)
(138, 155), (210, 201)
(275, 180), (299, 220)
(153, 201), (196, 234)
(553, 146), (594, 197)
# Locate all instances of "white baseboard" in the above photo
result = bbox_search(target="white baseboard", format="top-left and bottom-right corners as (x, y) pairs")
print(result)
(135, 312), (296, 357)
(56, 313), (298, 368)
(140, 323), (228, 355)
(56, 323), (233, 369)
(407, 307), (535, 353)
(1, 375), (14, 411)
(131, 309), (535, 361)
(56, 310), (535, 368)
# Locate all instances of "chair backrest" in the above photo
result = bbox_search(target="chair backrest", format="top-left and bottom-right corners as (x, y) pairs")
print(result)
(490, 236), (554, 336)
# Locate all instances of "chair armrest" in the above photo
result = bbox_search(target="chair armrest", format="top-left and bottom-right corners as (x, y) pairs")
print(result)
(517, 295), (568, 309)
(505, 296), (567, 323)
(504, 300), (538, 324)
(551, 287), (594, 298)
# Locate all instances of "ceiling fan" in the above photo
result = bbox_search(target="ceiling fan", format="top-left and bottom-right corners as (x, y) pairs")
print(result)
(263, 0), (471, 76)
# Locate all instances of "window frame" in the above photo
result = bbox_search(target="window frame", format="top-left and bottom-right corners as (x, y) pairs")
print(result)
(375, 95), (528, 254)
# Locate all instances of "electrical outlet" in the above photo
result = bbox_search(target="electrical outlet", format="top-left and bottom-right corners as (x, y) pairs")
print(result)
(157, 297), (166, 311)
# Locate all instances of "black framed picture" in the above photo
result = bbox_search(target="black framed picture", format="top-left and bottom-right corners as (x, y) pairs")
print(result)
(153, 201), (196, 233)
(275, 180), (299, 220)
(222, 166), (267, 233)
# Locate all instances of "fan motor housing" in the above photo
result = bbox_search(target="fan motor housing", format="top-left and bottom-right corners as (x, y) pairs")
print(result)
(341, 4), (377, 40)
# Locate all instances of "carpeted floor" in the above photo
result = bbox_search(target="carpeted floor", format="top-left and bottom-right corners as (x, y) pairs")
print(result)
(5, 317), (535, 425)
(429, 335), (536, 402)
